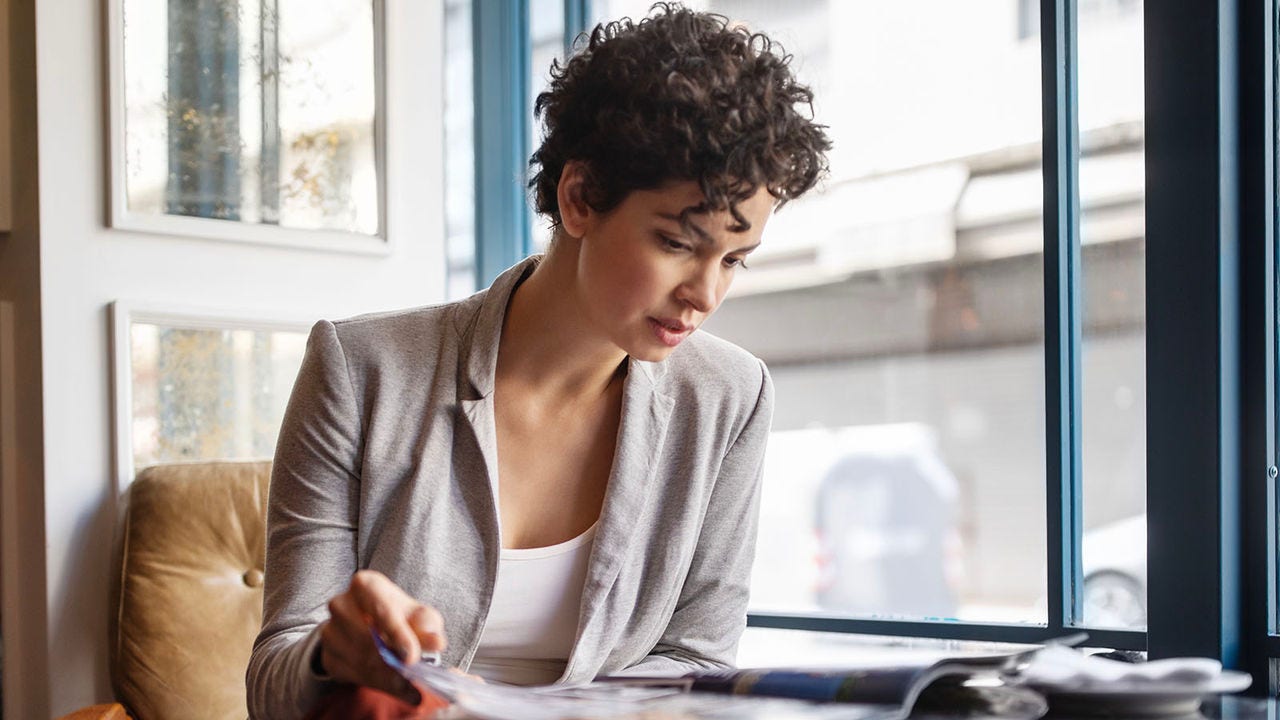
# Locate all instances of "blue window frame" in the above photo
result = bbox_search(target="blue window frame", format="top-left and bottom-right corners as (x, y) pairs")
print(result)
(472, 0), (532, 287)
(1241, 0), (1278, 692)
(461, 0), (1280, 693)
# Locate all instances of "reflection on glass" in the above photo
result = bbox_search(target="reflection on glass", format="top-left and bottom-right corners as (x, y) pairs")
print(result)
(1078, 0), (1147, 631)
(593, 0), (1048, 624)
(122, 0), (380, 234)
(130, 322), (307, 473)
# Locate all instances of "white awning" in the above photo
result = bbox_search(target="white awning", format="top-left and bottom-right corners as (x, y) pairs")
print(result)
(732, 150), (1145, 297)
(735, 162), (969, 296)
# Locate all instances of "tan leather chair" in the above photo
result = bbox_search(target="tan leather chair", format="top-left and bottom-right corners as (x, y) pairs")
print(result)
(61, 461), (272, 720)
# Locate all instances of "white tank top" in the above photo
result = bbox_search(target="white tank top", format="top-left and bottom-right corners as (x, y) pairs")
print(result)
(469, 522), (598, 686)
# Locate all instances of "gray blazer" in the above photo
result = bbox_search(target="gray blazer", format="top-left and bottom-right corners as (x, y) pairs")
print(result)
(246, 256), (773, 719)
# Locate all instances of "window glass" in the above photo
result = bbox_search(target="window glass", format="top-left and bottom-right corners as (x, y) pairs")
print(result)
(1077, 0), (1147, 630)
(444, 0), (477, 300)
(529, 0), (565, 253)
(122, 0), (380, 233)
(130, 322), (307, 474)
(592, 0), (1048, 623)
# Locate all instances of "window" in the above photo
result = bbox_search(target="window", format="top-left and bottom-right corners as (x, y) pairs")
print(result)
(454, 0), (1280, 689)
(446, 0), (582, 298)
(1076, 0), (1146, 631)
(529, 0), (566, 253)
(594, 0), (1053, 627)
(444, 0), (477, 299)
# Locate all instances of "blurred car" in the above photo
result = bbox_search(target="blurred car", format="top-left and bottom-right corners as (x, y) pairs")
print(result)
(1080, 513), (1147, 629)
(812, 424), (963, 619)
(796, 422), (1147, 627)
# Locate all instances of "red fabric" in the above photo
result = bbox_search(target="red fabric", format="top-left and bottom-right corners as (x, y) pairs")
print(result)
(303, 685), (450, 720)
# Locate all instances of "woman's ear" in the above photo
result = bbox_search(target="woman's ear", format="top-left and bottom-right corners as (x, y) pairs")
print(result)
(557, 161), (591, 240)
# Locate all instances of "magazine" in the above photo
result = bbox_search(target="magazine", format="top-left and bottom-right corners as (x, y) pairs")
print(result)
(599, 650), (1034, 705)
(373, 631), (1044, 720)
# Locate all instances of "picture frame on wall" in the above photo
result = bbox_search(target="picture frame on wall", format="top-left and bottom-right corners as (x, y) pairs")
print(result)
(105, 0), (389, 254)
(108, 300), (314, 491)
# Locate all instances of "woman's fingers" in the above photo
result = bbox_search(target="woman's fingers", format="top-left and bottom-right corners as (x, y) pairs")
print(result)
(318, 634), (420, 704)
(319, 603), (385, 684)
(407, 604), (448, 652)
(317, 569), (445, 705)
(349, 570), (423, 663)
(323, 593), (377, 667)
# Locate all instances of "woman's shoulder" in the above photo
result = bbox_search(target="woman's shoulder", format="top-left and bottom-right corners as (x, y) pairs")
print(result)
(320, 290), (487, 363)
(673, 329), (763, 373)
(652, 330), (770, 404)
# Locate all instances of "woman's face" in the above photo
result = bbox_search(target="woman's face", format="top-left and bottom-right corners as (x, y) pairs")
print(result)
(573, 181), (774, 362)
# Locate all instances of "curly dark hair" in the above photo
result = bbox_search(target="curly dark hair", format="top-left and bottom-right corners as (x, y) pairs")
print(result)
(528, 2), (831, 233)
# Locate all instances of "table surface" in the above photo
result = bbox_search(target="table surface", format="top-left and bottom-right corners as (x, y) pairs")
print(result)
(1202, 696), (1278, 719)
(909, 695), (1276, 719)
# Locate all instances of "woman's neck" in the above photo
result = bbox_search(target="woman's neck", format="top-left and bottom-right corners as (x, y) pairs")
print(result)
(496, 246), (627, 402)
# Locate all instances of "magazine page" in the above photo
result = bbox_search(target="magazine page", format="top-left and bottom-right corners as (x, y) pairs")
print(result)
(603, 646), (1035, 705)
(373, 632), (906, 719)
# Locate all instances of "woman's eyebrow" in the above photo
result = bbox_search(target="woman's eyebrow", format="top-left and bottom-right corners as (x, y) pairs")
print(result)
(656, 211), (713, 244)
(656, 212), (762, 254)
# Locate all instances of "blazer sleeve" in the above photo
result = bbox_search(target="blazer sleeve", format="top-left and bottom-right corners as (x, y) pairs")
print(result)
(618, 359), (773, 676)
(246, 320), (364, 719)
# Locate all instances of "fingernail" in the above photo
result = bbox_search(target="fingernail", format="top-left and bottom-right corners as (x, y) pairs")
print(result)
(425, 632), (446, 651)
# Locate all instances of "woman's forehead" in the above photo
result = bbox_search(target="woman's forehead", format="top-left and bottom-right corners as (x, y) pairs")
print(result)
(638, 181), (772, 217)
(635, 179), (707, 210)
(633, 185), (773, 243)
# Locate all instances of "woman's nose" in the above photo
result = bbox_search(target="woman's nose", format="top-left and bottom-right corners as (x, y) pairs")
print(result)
(677, 262), (719, 313)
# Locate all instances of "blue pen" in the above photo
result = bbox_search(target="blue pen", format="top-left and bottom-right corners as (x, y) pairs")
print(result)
(371, 627), (441, 668)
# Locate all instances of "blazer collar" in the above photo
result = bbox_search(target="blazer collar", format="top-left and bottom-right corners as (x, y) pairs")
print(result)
(454, 254), (673, 399)
(456, 255), (542, 401)
(451, 252), (676, 512)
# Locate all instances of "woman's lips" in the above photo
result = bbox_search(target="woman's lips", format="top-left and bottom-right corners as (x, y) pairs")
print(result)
(648, 317), (694, 347)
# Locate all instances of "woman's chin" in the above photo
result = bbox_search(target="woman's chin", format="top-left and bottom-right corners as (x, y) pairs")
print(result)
(627, 344), (679, 363)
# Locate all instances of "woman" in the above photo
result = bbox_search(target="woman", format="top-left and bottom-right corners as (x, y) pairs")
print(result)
(246, 4), (831, 718)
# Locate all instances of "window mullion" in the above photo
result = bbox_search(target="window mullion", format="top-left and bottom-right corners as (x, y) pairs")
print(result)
(1144, 0), (1242, 664)
(473, 0), (531, 288)
(1239, 0), (1276, 692)
(1040, 0), (1084, 636)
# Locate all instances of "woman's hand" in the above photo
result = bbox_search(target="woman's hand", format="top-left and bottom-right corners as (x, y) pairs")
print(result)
(317, 569), (447, 703)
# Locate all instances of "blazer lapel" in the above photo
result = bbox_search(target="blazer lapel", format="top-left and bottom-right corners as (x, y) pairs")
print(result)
(568, 356), (674, 676)
(457, 396), (501, 514)
(453, 257), (542, 516)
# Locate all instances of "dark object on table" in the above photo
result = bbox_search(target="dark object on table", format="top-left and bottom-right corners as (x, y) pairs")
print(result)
(1089, 650), (1146, 664)
(913, 679), (1048, 718)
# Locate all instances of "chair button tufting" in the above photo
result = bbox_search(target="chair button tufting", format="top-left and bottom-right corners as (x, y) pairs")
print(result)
(243, 568), (265, 587)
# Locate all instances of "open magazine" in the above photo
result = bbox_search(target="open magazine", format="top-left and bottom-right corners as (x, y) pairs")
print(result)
(372, 631), (1045, 720)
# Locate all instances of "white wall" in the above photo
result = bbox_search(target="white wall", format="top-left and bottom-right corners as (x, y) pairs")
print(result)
(29, 0), (447, 713)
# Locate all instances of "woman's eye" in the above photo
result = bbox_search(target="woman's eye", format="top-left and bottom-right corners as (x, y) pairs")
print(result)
(659, 235), (689, 252)
(724, 256), (749, 270)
